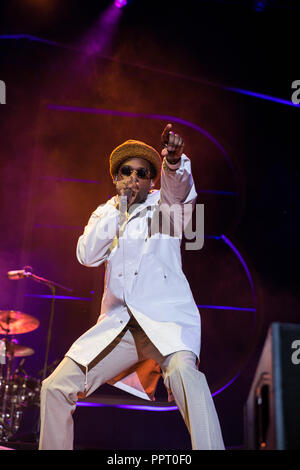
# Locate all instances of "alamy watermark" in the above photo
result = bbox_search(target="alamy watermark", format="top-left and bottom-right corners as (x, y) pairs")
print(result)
(0, 80), (6, 104)
(291, 80), (300, 105)
(99, 199), (204, 251)
(291, 340), (300, 365)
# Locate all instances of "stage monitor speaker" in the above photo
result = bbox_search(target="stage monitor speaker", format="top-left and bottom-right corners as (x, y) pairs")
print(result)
(244, 322), (300, 450)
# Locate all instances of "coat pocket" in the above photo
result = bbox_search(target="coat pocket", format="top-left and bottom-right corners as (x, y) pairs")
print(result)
(136, 252), (191, 303)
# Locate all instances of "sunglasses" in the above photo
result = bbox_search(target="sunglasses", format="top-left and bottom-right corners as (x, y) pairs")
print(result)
(119, 165), (151, 179)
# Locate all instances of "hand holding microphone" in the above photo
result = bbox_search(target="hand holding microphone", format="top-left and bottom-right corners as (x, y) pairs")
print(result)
(115, 176), (139, 210)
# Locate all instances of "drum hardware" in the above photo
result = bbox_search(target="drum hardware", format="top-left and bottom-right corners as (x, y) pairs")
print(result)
(1, 267), (72, 443)
(0, 311), (40, 442)
(0, 353), (41, 441)
(0, 311), (40, 336)
(6, 267), (72, 380)
(5, 341), (35, 358)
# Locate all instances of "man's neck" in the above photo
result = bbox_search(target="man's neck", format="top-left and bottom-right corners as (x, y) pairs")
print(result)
(127, 192), (149, 213)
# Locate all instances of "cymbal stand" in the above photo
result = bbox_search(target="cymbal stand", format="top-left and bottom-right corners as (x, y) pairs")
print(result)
(20, 270), (72, 380)
(0, 317), (17, 380)
(0, 323), (13, 441)
(6, 268), (72, 443)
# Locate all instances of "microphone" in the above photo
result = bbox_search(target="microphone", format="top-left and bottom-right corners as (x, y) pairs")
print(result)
(7, 267), (32, 280)
(119, 189), (132, 213)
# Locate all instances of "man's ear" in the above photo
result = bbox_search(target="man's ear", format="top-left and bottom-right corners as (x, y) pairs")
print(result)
(113, 175), (117, 185)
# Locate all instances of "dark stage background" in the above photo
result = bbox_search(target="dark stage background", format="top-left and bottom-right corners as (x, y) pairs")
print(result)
(0, 0), (299, 449)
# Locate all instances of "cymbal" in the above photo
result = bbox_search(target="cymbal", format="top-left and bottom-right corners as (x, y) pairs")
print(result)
(4, 340), (35, 357)
(0, 310), (40, 335)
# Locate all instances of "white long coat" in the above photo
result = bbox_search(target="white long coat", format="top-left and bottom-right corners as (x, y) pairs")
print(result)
(66, 155), (201, 400)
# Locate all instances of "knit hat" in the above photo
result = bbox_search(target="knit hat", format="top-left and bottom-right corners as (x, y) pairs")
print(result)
(109, 139), (162, 182)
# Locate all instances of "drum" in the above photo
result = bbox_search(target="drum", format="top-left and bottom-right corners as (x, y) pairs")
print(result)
(0, 311), (40, 441)
(0, 374), (41, 441)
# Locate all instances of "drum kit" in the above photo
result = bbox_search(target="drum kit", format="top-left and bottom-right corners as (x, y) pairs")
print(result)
(0, 267), (72, 444)
(0, 310), (41, 442)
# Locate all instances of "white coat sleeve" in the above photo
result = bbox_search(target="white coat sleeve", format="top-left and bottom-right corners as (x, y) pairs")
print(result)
(158, 154), (198, 238)
(76, 201), (120, 267)
(160, 154), (198, 207)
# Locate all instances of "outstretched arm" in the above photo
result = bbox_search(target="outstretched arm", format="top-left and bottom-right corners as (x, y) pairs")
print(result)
(160, 123), (197, 207)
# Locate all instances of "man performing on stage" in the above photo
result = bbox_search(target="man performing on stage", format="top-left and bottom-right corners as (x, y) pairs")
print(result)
(38, 124), (225, 450)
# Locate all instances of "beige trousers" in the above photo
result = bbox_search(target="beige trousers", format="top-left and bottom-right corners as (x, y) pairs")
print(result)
(39, 317), (224, 450)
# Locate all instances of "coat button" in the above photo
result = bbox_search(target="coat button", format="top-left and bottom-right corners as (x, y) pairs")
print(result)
(120, 320), (123, 324)
(134, 271), (138, 275)
(118, 273), (123, 277)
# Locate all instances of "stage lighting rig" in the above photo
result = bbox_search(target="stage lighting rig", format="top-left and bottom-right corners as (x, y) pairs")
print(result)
(115, 0), (127, 8)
